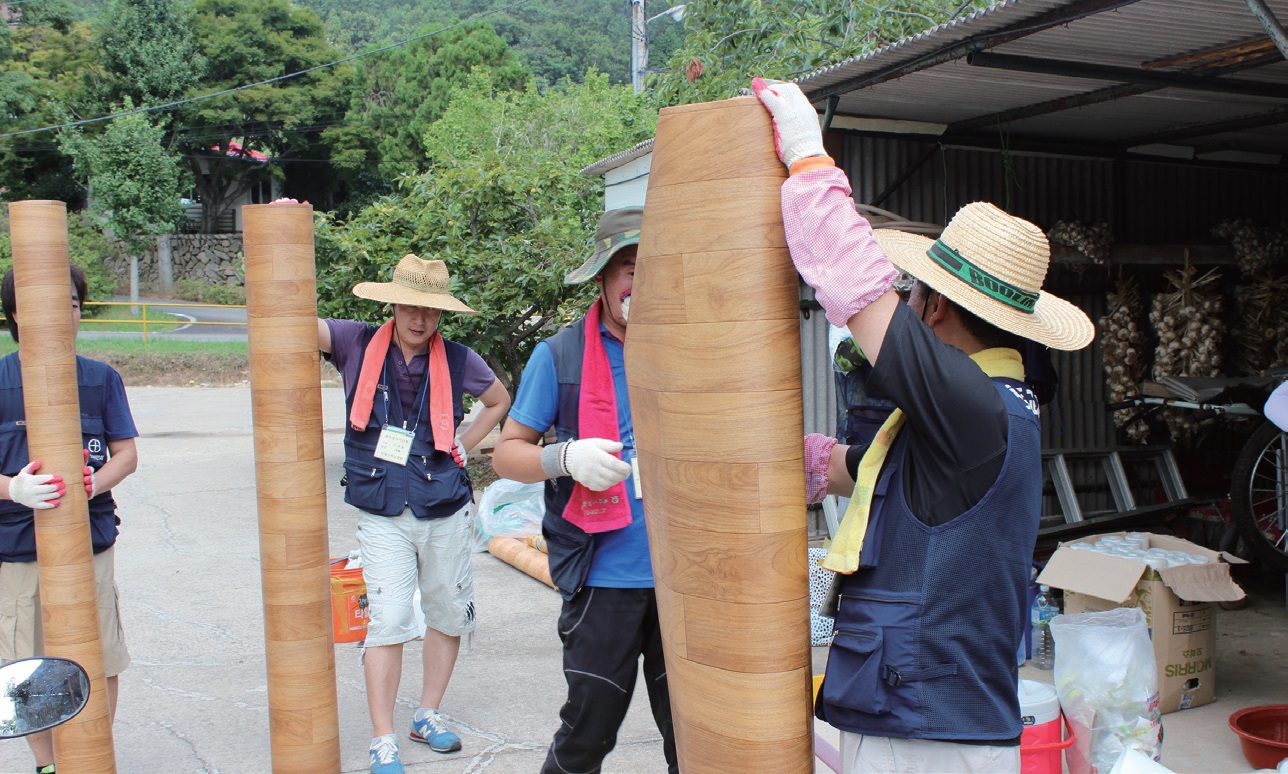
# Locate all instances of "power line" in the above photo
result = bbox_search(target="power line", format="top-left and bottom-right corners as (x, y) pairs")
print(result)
(0, 0), (535, 141)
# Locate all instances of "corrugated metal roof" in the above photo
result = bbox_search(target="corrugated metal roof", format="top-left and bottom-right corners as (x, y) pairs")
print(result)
(795, 0), (1288, 159)
(580, 139), (655, 176)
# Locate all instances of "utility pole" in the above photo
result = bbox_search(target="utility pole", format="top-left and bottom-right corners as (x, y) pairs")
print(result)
(631, 0), (647, 93)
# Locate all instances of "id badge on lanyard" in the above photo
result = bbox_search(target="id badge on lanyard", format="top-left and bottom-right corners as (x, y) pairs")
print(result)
(624, 433), (642, 500)
(375, 424), (414, 465)
(630, 450), (643, 499)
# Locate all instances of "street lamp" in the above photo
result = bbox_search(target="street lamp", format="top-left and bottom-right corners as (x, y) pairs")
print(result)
(631, 2), (686, 93)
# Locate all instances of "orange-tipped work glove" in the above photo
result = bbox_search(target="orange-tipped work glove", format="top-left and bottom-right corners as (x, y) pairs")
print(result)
(9, 460), (65, 510)
(83, 448), (97, 498)
(451, 436), (467, 469)
(752, 77), (828, 171)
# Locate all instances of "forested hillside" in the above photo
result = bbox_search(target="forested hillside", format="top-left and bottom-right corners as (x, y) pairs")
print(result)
(288, 0), (685, 87)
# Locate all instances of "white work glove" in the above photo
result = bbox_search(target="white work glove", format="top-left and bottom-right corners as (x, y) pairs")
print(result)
(451, 436), (467, 469)
(752, 77), (827, 170)
(560, 438), (632, 492)
(8, 460), (65, 510)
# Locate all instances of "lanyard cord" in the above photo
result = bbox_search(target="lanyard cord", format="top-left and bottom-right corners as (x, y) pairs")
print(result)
(380, 360), (431, 432)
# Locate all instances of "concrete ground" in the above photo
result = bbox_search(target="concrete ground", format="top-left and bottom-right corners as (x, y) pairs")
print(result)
(0, 385), (1284, 773)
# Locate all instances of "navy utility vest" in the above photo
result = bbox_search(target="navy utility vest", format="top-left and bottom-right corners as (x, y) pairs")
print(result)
(0, 354), (123, 562)
(817, 378), (1041, 743)
(539, 319), (596, 601)
(341, 328), (472, 519)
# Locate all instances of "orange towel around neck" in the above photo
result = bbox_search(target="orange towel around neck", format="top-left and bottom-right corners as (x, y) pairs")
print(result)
(349, 320), (454, 454)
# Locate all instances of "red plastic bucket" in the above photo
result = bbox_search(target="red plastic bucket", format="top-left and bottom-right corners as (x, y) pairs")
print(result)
(329, 558), (368, 643)
(1020, 679), (1075, 774)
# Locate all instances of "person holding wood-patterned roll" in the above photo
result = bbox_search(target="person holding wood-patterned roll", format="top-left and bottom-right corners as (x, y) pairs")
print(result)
(0, 265), (138, 774)
(318, 254), (509, 774)
(754, 78), (1094, 774)
(491, 207), (678, 774)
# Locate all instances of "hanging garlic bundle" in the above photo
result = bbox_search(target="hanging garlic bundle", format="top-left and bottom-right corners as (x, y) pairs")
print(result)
(1232, 276), (1288, 375)
(1149, 266), (1225, 444)
(1048, 220), (1114, 268)
(1099, 276), (1149, 442)
(1212, 219), (1288, 277)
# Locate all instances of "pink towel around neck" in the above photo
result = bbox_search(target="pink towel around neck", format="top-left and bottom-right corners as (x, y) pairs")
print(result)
(561, 300), (633, 533)
(349, 320), (454, 454)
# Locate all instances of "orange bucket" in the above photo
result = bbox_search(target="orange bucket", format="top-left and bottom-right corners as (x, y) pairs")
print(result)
(330, 558), (368, 643)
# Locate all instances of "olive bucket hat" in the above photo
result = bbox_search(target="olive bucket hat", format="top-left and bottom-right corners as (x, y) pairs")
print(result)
(564, 207), (643, 284)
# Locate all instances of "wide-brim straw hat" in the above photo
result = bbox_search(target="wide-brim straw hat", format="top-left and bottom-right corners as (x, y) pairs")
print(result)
(564, 207), (643, 284)
(352, 254), (478, 315)
(873, 202), (1094, 351)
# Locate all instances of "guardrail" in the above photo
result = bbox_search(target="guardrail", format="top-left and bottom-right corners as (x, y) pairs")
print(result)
(82, 300), (246, 343)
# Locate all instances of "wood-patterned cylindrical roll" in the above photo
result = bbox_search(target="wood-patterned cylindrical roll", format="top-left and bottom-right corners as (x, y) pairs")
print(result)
(8, 200), (117, 774)
(624, 97), (813, 773)
(242, 203), (341, 773)
(487, 536), (556, 589)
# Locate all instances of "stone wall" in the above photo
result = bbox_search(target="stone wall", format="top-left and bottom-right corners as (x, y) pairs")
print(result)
(107, 233), (245, 289)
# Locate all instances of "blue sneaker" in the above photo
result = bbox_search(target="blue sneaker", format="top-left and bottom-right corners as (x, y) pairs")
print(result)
(410, 709), (462, 753)
(369, 735), (404, 774)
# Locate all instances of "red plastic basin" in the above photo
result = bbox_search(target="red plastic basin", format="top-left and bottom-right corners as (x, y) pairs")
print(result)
(1229, 704), (1288, 770)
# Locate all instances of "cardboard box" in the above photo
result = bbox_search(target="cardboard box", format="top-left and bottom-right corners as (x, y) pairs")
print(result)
(1037, 532), (1245, 714)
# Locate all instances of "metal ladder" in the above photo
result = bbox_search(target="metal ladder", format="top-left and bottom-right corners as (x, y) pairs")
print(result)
(1044, 447), (1189, 524)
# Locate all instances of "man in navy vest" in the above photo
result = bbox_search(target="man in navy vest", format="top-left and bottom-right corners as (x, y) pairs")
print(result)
(755, 79), (1095, 773)
(492, 208), (678, 774)
(0, 266), (139, 774)
(318, 255), (509, 774)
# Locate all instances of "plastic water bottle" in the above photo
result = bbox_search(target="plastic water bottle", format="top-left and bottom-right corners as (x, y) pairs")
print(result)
(1031, 584), (1059, 670)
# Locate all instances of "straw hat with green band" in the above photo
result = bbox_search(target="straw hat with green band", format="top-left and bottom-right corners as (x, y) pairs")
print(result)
(564, 207), (643, 285)
(873, 201), (1095, 351)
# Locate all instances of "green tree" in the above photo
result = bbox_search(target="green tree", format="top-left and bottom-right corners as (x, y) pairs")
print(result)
(59, 101), (187, 290)
(173, 0), (352, 232)
(650, 0), (989, 104)
(97, 0), (206, 108)
(325, 21), (531, 180)
(316, 70), (657, 391)
(0, 0), (107, 204)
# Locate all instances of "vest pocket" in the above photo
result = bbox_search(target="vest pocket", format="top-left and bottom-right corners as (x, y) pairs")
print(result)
(823, 627), (892, 715)
(343, 460), (388, 511)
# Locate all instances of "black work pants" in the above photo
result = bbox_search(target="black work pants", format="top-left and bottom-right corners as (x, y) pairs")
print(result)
(541, 586), (678, 774)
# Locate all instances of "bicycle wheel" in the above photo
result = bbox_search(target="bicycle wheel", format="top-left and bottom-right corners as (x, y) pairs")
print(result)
(1230, 420), (1288, 571)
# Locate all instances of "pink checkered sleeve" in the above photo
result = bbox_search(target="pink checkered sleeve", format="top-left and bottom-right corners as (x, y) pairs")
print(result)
(781, 166), (899, 328)
(803, 432), (838, 504)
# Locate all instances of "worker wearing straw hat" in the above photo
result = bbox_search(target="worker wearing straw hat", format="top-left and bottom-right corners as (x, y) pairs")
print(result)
(753, 78), (1094, 774)
(318, 254), (510, 774)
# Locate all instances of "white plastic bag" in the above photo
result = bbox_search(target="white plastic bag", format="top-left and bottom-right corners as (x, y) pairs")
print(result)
(473, 478), (544, 552)
(1050, 608), (1163, 774)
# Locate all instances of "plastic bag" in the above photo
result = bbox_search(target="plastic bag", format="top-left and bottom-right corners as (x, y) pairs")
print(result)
(1050, 608), (1162, 774)
(473, 478), (544, 552)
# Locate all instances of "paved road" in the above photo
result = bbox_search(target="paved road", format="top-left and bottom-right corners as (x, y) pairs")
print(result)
(0, 386), (1282, 773)
(86, 296), (248, 342)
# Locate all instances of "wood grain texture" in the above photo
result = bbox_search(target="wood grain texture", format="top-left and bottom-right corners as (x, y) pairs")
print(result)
(623, 98), (813, 773)
(242, 203), (341, 772)
(8, 200), (117, 774)
(487, 536), (557, 589)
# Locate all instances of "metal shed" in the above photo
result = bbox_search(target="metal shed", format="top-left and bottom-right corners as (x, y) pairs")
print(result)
(586, 0), (1288, 538)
